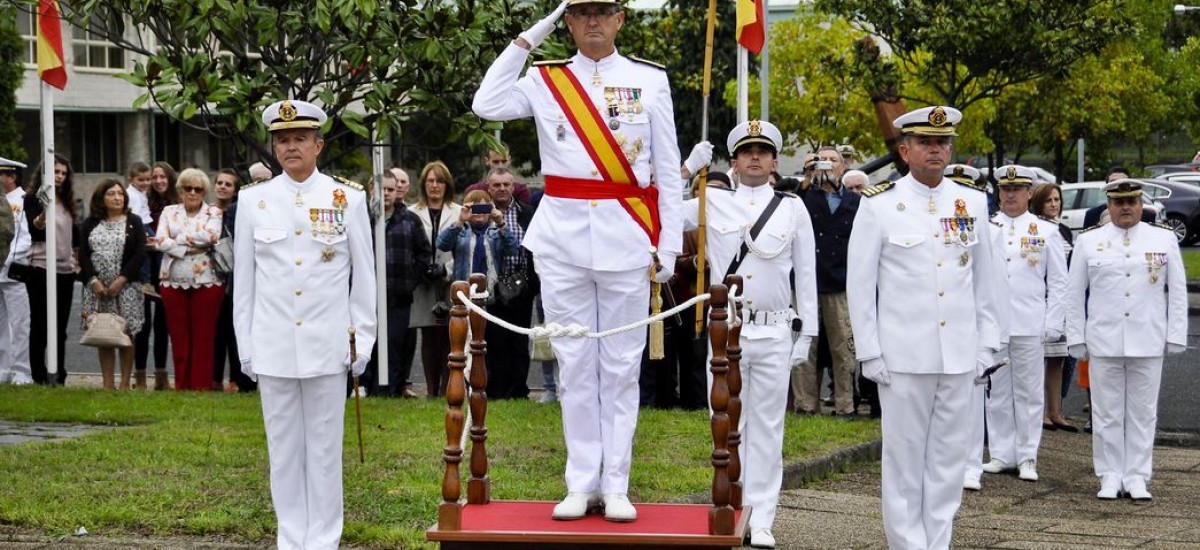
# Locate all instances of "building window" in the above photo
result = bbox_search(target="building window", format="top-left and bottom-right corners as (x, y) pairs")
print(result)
(15, 9), (36, 66)
(72, 19), (125, 70)
(69, 113), (122, 173)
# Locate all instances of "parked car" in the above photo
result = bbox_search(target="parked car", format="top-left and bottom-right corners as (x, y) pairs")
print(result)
(1145, 163), (1200, 178)
(1157, 171), (1200, 186)
(1059, 181), (1167, 239)
(1138, 179), (1200, 244)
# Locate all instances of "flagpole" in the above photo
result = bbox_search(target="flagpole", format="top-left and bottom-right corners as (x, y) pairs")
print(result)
(759, 0), (769, 121)
(371, 126), (388, 389)
(40, 81), (57, 383)
(736, 47), (748, 123)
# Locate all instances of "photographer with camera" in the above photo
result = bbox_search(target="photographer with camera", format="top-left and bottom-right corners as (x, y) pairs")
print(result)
(792, 146), (861, 418)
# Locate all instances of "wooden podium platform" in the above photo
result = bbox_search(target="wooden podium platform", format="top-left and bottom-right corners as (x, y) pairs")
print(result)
(428, 275), (750, 550)
(427, 501), (751, 549)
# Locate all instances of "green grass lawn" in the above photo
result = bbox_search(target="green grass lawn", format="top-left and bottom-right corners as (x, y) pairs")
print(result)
(1184, 249), (1200, 280)
(0, 386), (878, 548)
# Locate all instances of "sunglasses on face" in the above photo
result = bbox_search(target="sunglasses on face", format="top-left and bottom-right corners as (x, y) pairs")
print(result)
(180, 186), (205, 195)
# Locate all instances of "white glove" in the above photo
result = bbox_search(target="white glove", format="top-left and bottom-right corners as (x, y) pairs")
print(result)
(683, 141), (714, 176)
(862, 358), (890, 386)
(1167, 343), (1187, 355)
(518, 0), (569, 49)
(975, 348), (996, 385)
(652, 253), (676, 284)
(240, 359), (257, 383)
(344, 354), (368, 377)
(1043, 328), (1063, 342)
(1068, 344), (1088, 360)
(789, 336), (812, 368)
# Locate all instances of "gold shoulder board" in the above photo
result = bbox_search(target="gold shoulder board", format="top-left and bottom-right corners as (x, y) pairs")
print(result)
(334, 175), (365, 192)
(532, 59), (572, 67)
(1079, 222), (1108, 234)
(629, 56), (666, 70)
(954, 179), (987, 193)
(240, 179), (268, 191)
(1153, 221), (1175, 232)
(861, 181), (896, 198)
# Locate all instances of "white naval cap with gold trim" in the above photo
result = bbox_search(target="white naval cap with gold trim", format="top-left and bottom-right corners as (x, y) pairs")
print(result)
(261, 99), (327, 133)
(727, 119), (783, 156)
(893, 105), (962, 137)
(0, 156), (27, 173)
(1104, 178), (1143, 199)
(566, 0), (620, 5)
(993, 164), (1037, 187)
(943, 164), (980, 186)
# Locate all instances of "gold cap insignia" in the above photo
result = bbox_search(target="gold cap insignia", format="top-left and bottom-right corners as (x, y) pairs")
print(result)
(1006, 166), (1017, 180)
(748, 120), (762, 137)
(953, 166), (964, 178)
(279, 101), (297, 122)
(929, 106), (948, 127)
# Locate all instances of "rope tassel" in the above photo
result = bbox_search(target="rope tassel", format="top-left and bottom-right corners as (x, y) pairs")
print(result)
(649, 282), (665, 360)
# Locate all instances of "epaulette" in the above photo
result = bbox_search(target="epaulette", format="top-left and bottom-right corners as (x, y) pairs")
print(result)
(1079, 222), (1108, 234)
(861, 182), (895, 198)
(532, 59), (572, 67)
(334, 175), (364, 192)
(706, 183), (734, 192)
(239, 179), (268, 191)
(1153, 221), (1175, 232)
(954, 179), (988, 193)
(991, 220), (1004, 227)
(629, 56), (666, 70)
(1037, 215), (1058, 225)
(775, 190), (800, 199)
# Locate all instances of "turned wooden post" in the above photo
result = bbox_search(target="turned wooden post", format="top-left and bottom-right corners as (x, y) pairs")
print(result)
(707, 283), (734, 536)
(466, 273), (491, 505)
(723, 274), (744, 510)
(439, 281), (471, 530)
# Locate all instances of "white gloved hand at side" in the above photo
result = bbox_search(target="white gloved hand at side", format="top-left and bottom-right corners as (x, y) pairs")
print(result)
(1167, 343), (1186, 355)
(240, 359), (257, 383)
(652, 253), (676, 284)
(344, 354), (368, 377)
(519, 0), (570, 49)
(975, 348), (997, 385)
(1068, 344), (1088, 360)
(789, 336), (812, 368)
(862, 358), (890, 386)
(684, 141), (714, 176)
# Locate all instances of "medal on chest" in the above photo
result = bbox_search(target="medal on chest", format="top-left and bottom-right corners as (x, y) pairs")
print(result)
(940, 199), (976, 245)
(1146, 251), (1167, 283)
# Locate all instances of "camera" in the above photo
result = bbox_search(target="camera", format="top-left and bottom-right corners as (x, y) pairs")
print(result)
(470, 203), (494, 215)
(815, 160), (835, 171)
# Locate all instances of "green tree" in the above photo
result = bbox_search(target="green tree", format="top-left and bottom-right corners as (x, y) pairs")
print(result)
(0, 8), (25, 163)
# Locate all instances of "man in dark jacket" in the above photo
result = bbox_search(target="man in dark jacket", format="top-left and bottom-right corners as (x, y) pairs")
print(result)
(793, 146), (861, 417)
(484, 166), (538, 399)
(383, 173), (433, 397)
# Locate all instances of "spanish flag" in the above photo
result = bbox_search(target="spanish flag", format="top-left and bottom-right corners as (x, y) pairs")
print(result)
(37, 0), (68, 90)
(736, 0), (764, 55)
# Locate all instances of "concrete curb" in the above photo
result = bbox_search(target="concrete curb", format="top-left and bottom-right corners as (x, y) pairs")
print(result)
(1156, 430), (1200, 449)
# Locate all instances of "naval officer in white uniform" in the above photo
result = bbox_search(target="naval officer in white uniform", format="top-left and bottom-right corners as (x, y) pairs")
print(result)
(982, 165), (1067, 483)
(473, 0), (682, 522)
(0, 159), (32, 385)
(683, 120), (818, 549)
(233, 99), (376, 549)
(847, 106), (1002, 550)
(1066, 179), (1187, 501)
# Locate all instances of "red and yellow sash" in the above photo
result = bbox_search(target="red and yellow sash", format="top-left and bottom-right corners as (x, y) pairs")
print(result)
(539, 64), (660, 246)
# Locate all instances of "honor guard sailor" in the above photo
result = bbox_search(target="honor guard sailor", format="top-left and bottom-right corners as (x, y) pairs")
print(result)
(1066, 179), (1187, 501)
(847, 106), (1003, 550)
(981, 165), (1067, 484)
(233, 99), (376, 550)
(472, 0), (683, 523)
(683, 120), (818, 549)
(0, 157), (32, 385)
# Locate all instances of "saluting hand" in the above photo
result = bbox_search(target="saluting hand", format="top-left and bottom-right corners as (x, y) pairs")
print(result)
(518, 0), (570, 50)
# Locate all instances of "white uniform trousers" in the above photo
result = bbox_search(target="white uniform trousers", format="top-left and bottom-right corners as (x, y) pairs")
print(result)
(1089, 356), (1163, 489)
(259, 373), (347, 550)
(537, 257), (649, 495)
(965, 383), (986, 484)
(0, 281), (31, 384)
(986, 336), (1045, 466)
(706, 323), (792, 529)
(879, 372), (972, 550)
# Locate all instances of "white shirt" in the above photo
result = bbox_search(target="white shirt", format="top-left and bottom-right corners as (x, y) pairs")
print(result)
(126, 185), (153, 227)
(991, 211), (1068, 337)
(2, 188), (30, 281)
(847, 175), (1003, 374)
(473, 44), (683, 271)
(232, 170), (377, 378)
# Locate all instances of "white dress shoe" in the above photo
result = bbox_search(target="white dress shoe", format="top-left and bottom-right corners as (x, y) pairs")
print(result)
(963, 475), (981, 491)
(749, 527), (776, 548)
(1097, 484), (1120, 500)
(552, 492), (602, 520)
(602, 493), (637, 522)
(1017, 460), (1039, 482)
(981, 459), (1013, 474)
(1125, 479), (1153, 502)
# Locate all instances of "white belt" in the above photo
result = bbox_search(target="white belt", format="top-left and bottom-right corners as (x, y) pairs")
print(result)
(740, 308), (794, 327)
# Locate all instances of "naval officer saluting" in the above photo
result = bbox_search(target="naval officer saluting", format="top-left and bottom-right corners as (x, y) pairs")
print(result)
(233, 99), (376, 550)
(472, 0), (682, 523)
(1066, 179), (1187, 501)
(847, 106), (1002, 550)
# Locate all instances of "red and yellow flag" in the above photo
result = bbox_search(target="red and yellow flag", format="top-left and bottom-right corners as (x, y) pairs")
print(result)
(37, 0), (68, 90)
(736, 0), (764, 55)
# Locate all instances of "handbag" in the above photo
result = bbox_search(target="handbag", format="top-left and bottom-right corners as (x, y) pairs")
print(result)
(79, 312), (133, 348)
(210, 236), (234, 276)
(5, 262), (33, 283)
(495, 267), (529, 306)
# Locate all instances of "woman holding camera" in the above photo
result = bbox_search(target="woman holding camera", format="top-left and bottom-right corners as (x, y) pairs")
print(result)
(410, 161), (462, 397)
(80, 179), (147, 389)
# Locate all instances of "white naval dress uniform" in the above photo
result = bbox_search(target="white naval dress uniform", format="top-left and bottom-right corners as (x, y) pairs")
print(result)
(683, 184), (818, 530)
(966, 222), (1011, 487)
(473, 44), (682, 496)
(0, 188), (32, 384)
(987, 212), (1067, 468)
(233, 170), (376, 550)
(847, 175), (1002, 550)
(1066, 222), (1186, 492)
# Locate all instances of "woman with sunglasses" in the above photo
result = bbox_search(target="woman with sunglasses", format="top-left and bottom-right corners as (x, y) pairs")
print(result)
(154, 168), (224, 391)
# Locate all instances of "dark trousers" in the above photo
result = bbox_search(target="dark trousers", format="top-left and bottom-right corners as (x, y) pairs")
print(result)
(486, 291), (534, 399)
(639, 307), (706, 410)
(385, 302), (414, 396)
(213, 291), (254, 392)
(136, 251), (168, 372)
(25, 268), (74, 386)
(421, 325), (451, 397)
